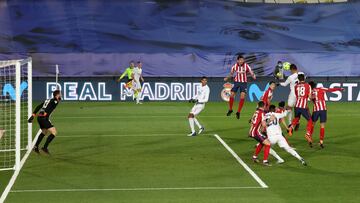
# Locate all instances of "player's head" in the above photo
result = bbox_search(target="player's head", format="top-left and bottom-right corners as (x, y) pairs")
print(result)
(269, 105), (276, 112)
(129, 61), (135, 68)
(278, 101), (285, 108)
(269, 81), (276, 90)
(200, 76), (208, 86)
(298, 73), (305, 82)
(257, 101), (265, 109)
(53, 90), (62, 101)
(309, 81), (317, 89)
(137, 61), (142, 68)
(290, 64), (297, 73)
(237, 55), (245, 65)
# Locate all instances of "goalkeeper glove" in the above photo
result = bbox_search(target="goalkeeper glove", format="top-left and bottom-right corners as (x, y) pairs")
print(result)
(28, 114), (35, 123)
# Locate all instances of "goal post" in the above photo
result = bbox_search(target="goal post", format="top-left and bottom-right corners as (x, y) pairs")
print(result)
(0, 57), (33, 171)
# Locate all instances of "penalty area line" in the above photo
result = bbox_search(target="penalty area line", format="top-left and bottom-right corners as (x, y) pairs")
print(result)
(213, 134), (269, 189)
(11, 186), (263, 193)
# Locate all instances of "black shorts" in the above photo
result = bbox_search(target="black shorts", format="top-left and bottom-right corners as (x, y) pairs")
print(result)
(294, 107), (311, 121)
(231, 82), (247, 93)
(312, 110), (327, 123)
(37, 117), (54, 129)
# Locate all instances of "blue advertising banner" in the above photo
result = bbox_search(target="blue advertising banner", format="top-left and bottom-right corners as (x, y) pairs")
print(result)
(19, 77), (360, 102)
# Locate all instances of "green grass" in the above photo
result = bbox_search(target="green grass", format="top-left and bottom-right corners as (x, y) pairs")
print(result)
(1, 101), (360, 203)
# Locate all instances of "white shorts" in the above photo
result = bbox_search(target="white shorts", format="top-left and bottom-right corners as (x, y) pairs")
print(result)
(287, 91), (296, 107)
(132, 81), (142, 90)
(190, 104), (205, 116)
(268, 133), (289, 149)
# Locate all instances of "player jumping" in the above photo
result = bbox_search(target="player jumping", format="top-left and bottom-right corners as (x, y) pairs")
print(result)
(132, 61), (144, 104)
(224, 55), (256, 119)
(117, 61), (135, 94)
(279, 64), (299, 126)
(28, 90), (62, 154)
(288, 74), (314, 147)
(308, 81), (344, 148)
(187, 77), (210, 136)
(264, 105), (307, 166)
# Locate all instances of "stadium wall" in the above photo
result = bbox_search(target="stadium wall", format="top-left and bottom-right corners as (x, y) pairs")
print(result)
(18, 77), (360, 102)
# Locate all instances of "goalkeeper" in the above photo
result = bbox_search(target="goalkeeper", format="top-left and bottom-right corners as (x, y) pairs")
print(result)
(28, 90), (62, 154)
(117, 61), (135, 93)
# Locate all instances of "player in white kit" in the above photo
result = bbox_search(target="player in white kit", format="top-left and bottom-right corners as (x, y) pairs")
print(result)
(187, 77), (210, 136)
(263, 105), (307, 166)
(132, 61), (144, 104)
(279, 64), (298, 126)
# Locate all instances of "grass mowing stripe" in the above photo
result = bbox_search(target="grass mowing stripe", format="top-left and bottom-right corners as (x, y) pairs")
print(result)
(213, 134), (269, 189)
(11, 186), (264, 193)
(0, 130), (41, 203)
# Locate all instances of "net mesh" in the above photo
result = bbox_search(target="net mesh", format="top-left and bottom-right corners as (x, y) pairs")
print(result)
(0, 60), (30, 170)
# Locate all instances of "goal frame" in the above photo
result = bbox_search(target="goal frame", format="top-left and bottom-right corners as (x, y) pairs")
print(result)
(0, 57), (32, 171)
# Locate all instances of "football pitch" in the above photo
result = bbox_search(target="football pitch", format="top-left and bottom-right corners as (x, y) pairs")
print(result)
(1, 101), (360, 203)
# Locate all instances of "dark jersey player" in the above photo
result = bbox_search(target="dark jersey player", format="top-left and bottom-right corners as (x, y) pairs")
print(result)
(28, 90), (62, 154)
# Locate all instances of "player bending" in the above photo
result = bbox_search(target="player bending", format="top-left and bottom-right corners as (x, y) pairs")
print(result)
(224, 55), (256, 119)
(260, 81), (276, 111)
(279, 64), (299, 126)
(288, 74), (314, 147)
(187, 77), (210, 136)
(28, 90), (62, 154)
(117, 61), (135, 94)
(249, 101), (280, 166)
(308, 81), (344, 148)
(132, 61), (144, 104)
(264, 105), (307, 166)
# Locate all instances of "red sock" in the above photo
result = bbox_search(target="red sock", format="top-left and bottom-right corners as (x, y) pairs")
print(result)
(291, 117), (300, 128)
(254, 143), (263, 156)
(237, 98), (245, 113)
(263, 145), (270, 161)
(229, 97), (234, 110)
(306, 120), (313, 136)
(320, 127), (325, 141)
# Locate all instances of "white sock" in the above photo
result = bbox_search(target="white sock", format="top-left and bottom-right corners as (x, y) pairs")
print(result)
(284, 146), (302, 161)
(287, 110), (293, 126)
(270, 148), (283, 162)
(136, 91), (141, 103)
(193, 118), (202, 128)
(189, 118), (195, 133)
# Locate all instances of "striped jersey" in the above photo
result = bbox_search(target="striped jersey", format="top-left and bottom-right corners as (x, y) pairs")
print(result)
(294, 82), (311, 109)
(261, 87), (273, 105)
(312, 87), (342, 111)
(231, 62), (252, 83)
(249, 108), (265, 137)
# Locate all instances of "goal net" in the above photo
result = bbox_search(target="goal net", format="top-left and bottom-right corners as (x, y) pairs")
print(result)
(0, 58), (32, 171)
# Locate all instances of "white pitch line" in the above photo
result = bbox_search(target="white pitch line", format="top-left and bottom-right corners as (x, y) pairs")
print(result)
(213, 134), (268, 189)
(11, 186), (263, 193)
(0, 130), (42, 203)
(58, 133), (211, 138)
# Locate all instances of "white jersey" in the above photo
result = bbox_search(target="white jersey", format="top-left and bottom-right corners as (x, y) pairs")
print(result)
(132, 67), (142, 82)
(263, 111), (288, 136)
(280, 72), (298, 93)
(193, 85), (210, 103)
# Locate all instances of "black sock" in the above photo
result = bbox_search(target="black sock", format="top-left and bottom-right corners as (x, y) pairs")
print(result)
(43, 134), (55, 149)
(35, 133), (45, 148)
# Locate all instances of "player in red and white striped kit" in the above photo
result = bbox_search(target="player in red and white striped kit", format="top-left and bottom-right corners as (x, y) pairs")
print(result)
(288, 74), (314, 147)
(224, 55), (256, 119)
(308, 81), (344, 148)
(249, 101), (272, 166)
(261, 81), (276, 112)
